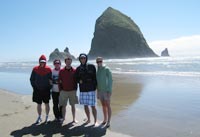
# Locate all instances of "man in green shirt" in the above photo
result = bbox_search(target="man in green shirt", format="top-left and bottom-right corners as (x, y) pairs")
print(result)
(96, 57), (113, 127)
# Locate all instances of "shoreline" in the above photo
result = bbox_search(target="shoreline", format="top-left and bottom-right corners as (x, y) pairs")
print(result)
(0, 89), (132, 137)
(1, 72), (200, 137)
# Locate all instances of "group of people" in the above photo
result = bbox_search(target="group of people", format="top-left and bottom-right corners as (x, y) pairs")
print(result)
(30, 53), (113, 127)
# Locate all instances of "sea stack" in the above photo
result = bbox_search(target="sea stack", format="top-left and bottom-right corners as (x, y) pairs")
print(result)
(161, 48), (170, 57)
(88, 7), (157, 59)
(48, 47), (75, 61)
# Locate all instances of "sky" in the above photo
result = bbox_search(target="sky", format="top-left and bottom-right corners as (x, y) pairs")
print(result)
(0, 0), (200, 62)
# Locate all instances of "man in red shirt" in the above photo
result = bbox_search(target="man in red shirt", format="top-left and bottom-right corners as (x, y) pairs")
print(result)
(59, 56), (78, 124)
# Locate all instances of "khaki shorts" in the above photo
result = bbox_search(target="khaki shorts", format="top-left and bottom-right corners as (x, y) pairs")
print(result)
(97, 91), (111, 101)
(59, 90), (78, 106)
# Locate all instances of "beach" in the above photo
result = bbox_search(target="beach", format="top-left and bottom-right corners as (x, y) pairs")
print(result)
(0, 73), (138, 137)
(1, 73), (200, 137)
(1, 57), (200, 137)
(0, 88), (133, 137)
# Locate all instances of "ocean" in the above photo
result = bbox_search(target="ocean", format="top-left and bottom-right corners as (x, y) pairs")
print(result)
(0, 56), (199, 94)
(1, 56), (200, 137)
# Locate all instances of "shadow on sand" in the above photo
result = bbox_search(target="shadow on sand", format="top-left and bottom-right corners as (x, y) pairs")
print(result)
(10, 121), (108, 137)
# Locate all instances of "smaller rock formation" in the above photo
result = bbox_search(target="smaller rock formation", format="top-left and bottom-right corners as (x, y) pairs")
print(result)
(161, 48), (170, 56)
(49, 47), (75, 61)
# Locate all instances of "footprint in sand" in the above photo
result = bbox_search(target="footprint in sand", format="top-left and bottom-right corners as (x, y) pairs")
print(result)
(24, 106), (31, 110)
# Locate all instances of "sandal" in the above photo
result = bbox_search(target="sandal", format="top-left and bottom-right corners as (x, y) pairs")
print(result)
(106, 123), (110, 128)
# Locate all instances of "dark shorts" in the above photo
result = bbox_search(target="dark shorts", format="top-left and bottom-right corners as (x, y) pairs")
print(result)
(32, 90), (50, 104)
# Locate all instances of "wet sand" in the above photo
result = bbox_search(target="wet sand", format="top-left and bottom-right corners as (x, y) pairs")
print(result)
(108, 73), (200, 137)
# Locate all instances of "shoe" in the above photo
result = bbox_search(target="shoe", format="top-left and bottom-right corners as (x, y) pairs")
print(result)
(45, 116), (50, 123)
(35, 117), (42, 124)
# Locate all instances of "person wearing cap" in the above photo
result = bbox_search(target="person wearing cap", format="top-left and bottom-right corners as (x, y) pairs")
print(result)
(51, 59), (62, 121)
(30, 55), (52, 124)
(75, 53), (98, 126)
(96, 57), (113, 127)
(58, 56), (78, 124)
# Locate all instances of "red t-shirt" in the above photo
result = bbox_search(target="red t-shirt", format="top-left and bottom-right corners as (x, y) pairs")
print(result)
(59, 67), (77, 91)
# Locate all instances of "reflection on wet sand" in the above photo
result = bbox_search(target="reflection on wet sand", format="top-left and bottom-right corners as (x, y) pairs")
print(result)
(110, 74), (143, 115)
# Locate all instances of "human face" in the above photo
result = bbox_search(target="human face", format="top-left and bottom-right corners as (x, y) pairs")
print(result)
(65, 58), (72, 67)
(54, 62), (61, 69)
(80, 57), (86, 64)
(96, 59), (103, 67)
(39, 62), (46, 67)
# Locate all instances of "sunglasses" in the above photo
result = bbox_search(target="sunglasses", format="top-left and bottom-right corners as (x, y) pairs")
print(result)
(96, 60), (102, 63)
(54, 62), (60, 65)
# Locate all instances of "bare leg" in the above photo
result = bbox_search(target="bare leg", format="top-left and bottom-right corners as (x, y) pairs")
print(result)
(91, 106), (97, 125)
(71, 105), (78, 123)
(84, 105), (90, 123)
(45, 103), (50, 122)
(62, 105), (66, 121)
(100, 100), (107, 123)
(35, 104), (42, 123)
(105, 100), (111, 127)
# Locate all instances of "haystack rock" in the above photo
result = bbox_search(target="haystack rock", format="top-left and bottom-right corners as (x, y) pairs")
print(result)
(49, 47), (75, 61)
(161, 48), (170, 57)
(88, 7), (158, 59)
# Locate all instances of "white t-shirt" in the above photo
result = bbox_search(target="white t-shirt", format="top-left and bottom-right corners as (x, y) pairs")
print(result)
(52, 69), (60, 92)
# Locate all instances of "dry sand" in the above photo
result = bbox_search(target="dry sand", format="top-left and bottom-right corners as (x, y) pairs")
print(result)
(0, 87), (132, 137)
